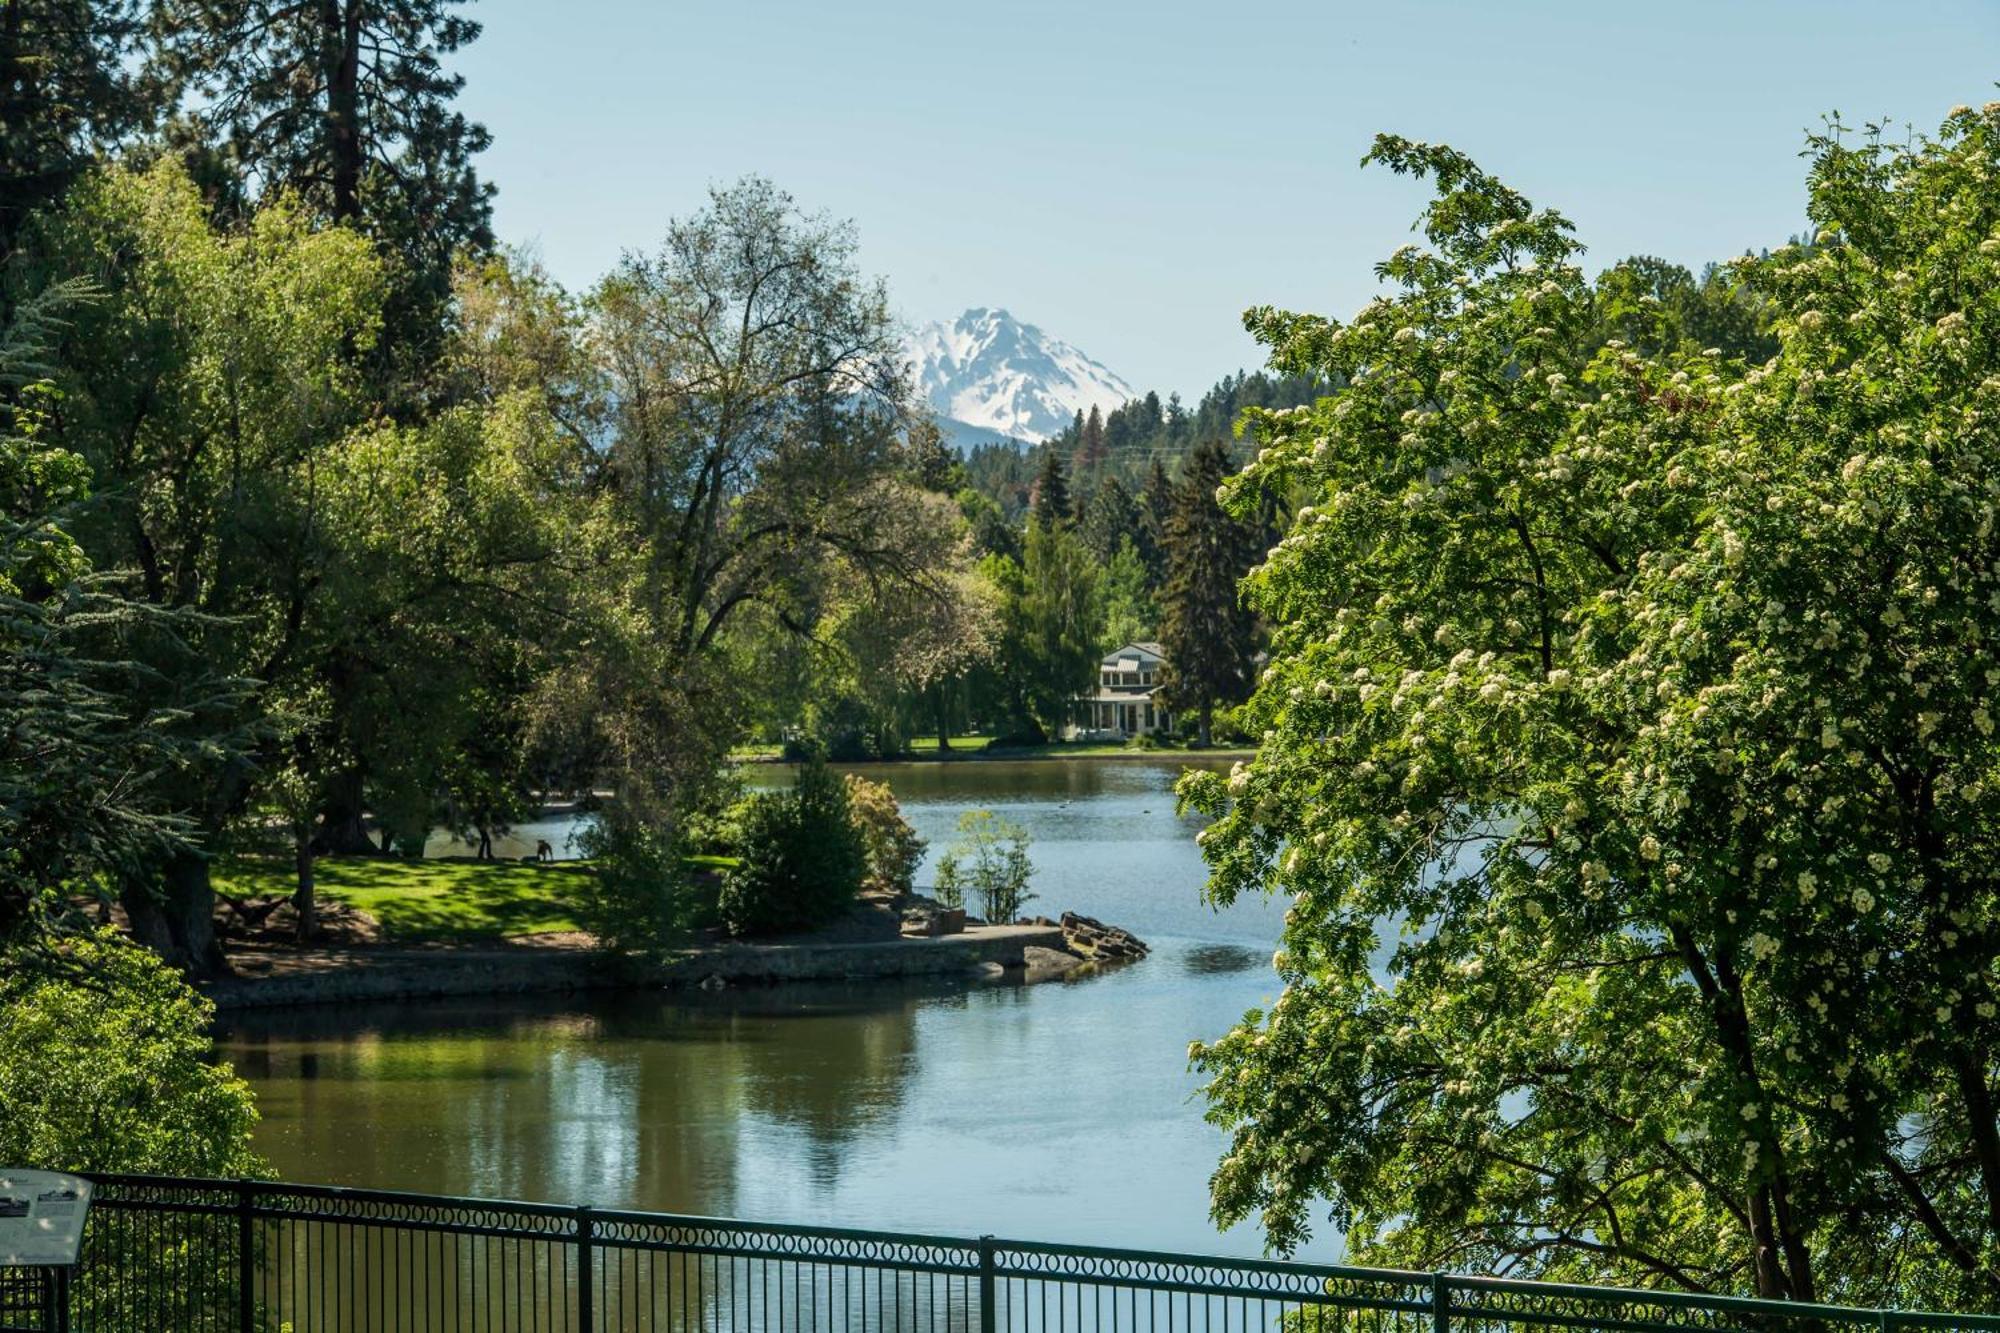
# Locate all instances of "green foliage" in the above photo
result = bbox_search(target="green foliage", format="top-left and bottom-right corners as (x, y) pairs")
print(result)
(1181, 112), (2000, 1310)
(0, 931), (262, 1328)
(216, 854), (595, 943)
(0, 931), (261, 1174)
(1592, 254), (1776, 362)
(1031, 447), (1071, 526)
(0, 0), (157, 264)
(150, 0), (494, 357)
(570, 819), (716, 951)
(933, 810), (1034, 923)
(1158, 438), (1264, 743)
(1099, 535), (1158, 651)
(718, 758), (867, 936)
(991, 521), (1104, 739)
(0, 281), (254, 947)
(844, 774), (925, 898)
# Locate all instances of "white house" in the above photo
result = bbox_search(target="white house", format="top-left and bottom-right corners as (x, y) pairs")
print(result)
(1069, 641), (1176, 739)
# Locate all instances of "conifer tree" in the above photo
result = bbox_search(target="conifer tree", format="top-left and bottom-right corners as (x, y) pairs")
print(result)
(0, 0), (156, 268)
(1030, 447), (1071, 528)
(1079, 476), (1140, 562)
(1158, 439), (1260, 745)
(1138, 457), (1175, 586)
(151, 0), (494, 355)
(1071, 403), (1107, 477)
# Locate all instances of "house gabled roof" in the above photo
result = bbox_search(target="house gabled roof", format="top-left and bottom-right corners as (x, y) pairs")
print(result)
(1100, 641), (1166, 669)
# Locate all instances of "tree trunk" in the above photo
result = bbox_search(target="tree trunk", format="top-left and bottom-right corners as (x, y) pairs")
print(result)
(121, 849), (227, 978)
(322, 0), (363, 222)
(293, 827), (317, 943)
(1197, 699), (1213, 749)
(316, 765), (380, 854)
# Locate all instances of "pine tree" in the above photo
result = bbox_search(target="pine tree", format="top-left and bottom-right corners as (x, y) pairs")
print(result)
(0, 0), (155, 268)
(1158, 439), (1260, 745)
(1138, 457), (1174, 586)
(1030, 447), (1070, 528)
(151, 0), (494, 357)
(1071, 403), (1107, 478)
(1079, 476), (1140, 562)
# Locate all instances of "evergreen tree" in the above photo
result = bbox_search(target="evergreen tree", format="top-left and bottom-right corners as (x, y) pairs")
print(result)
(1029, 446), (1070, 528)
(1072, 403), (1107, 477)
(1079, 476), (1140, 562)
(904, 417), (961, 493)
(1158, 439), (1260, 745)
(151, 0), (495, 356)
(1138, 456), (1174, 586)
(0, 0), (156, 268)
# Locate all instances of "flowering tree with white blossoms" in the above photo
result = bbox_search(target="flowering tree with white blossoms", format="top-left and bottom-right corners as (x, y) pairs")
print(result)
(1180, 111), (2000, 1309)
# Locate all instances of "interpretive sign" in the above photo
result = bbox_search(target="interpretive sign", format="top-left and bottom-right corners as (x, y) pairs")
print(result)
(0, 1171), (91, 1268)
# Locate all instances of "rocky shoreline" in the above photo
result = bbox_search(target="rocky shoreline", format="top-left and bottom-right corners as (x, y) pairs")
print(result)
(201, 900), (1149, 1012)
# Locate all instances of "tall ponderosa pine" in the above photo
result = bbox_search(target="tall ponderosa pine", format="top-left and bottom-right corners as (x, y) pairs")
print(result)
(151, 0), (494, 346)
(0, 0), (155, 268)
(1158, 439), (1260, 745)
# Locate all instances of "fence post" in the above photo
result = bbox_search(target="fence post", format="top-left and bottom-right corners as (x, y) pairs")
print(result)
(1432, 1274), (1450, 1333)
(576, 1205), (594, 1333)
(236, 1180), (255, 1333)
(979, 1236), (997, 1333)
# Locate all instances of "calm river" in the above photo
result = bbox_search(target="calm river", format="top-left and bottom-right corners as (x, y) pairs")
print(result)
(215, 759), (1323, 1260)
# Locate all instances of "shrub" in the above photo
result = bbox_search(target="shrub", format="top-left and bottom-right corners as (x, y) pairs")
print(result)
(571, 817), (718, 949)
(843, 774), (924, 898)
(0, 932), (267, 1333)
(0, 930), (263, 1175)
(718, 757), (866, 936)
(933, 810), (1035, 922)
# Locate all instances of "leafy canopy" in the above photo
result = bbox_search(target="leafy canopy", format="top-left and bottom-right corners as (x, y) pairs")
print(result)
(1182, 109), (2000, 1309)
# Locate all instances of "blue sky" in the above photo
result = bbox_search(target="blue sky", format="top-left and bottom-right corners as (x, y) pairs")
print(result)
(456, 0), (2000, 397)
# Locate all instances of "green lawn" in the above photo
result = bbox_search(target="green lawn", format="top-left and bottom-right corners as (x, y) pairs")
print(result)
(215, 856), (595, 944)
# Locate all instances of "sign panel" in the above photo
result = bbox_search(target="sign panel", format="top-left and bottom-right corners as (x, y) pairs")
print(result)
(0, 1170), (92, 1268)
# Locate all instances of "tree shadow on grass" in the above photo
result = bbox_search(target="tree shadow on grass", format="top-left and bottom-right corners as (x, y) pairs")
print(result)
(218, 856), (595, 945)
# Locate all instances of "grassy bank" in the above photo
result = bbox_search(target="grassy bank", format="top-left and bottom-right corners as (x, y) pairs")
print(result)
(906, 737), (1255, 761)
(216, 856), (594, 944)
(732, 736), (1255, 763)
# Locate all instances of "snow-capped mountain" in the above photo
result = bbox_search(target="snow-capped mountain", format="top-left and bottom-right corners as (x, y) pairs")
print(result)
(908, 308), (1135, 448)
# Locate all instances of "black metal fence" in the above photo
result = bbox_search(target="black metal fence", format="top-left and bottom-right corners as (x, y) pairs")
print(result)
(4, 1175), (2000, 1333)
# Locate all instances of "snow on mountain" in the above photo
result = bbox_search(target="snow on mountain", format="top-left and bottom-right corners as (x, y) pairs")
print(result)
(907, 308), (1135, 447)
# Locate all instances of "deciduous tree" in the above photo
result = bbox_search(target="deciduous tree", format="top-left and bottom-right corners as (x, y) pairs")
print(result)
(1182, 112), (2000, 1309)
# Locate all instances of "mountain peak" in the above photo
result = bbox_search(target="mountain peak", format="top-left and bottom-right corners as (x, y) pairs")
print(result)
(908, 308), (1134, 447)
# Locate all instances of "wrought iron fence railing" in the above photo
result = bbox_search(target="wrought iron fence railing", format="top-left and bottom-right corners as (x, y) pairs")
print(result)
(1, 1175), (1997, 1333)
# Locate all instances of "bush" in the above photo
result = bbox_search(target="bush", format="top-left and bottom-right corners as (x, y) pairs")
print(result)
(0, 933), (268, 1333)
(571, 817), (718, 949)
(0, 930), (263, 1175)
(718, 757), (866, 936)
(933, 810), (1035, 922)
(843, 774), (924, 898)
(678, 770), (751, 857)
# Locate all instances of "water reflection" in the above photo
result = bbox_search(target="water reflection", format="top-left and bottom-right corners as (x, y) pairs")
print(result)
(1179, 943), (1265, 976)
(220, 759), (1330, 1261)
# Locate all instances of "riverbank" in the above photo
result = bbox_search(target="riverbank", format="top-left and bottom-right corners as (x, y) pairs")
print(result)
(206, 854), (1139, 1010)
(730, 740), (1256, 764)
(203, 923), (1074, 1010)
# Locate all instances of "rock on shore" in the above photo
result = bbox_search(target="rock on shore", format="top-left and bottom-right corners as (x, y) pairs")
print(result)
(1056, 912), (1149, 961)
